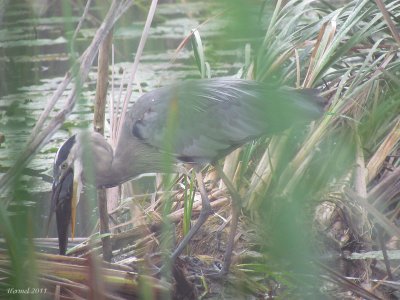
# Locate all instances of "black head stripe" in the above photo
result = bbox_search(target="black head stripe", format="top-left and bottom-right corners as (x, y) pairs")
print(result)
(54, 135), (76, 170)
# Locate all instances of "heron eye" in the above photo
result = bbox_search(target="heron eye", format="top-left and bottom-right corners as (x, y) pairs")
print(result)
(60, 162), (68, 170)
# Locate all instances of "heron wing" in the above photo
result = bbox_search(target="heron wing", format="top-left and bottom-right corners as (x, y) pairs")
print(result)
(126, 78), (322, 164)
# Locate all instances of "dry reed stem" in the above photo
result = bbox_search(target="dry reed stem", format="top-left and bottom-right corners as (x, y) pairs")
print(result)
(280, 115), (330, 194)
(246, 135), (287, 209)
(373, 0), (400, 46)
(0, 252), (169, 298)
(116, 0), (159, 145)
(221, 148), (241, 189)
(366, 118), (400, 183)
(303, 15), (337, 88)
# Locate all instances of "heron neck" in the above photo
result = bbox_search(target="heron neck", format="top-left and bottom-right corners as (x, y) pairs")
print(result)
(96, 137), (171, 188)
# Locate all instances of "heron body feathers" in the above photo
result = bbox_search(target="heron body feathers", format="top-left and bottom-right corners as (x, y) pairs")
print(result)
(127, 78), (323, 166)
(54, 78), (324, 189)
(51, 79), (324, 254)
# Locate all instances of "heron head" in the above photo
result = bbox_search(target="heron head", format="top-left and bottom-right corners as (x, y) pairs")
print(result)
(51, 134), (83, 254)
(50, 132), (114, 254)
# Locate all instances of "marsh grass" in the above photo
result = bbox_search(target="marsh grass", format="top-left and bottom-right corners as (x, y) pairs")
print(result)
(1, 0), (400, 299)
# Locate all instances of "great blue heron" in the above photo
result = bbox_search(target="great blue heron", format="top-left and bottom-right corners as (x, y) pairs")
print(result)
(50, 78), (324, 272)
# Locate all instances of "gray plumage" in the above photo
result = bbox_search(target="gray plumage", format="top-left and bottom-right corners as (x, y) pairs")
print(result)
(51, 78), (324, 255)
(106, 78), (323, 185)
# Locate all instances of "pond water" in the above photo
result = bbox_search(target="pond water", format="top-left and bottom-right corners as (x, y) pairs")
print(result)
(0, 0), (246, 238)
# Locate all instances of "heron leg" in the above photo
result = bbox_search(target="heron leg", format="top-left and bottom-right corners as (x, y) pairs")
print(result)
(170, 171), (213, 262)
(214, 163), (241, 275)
